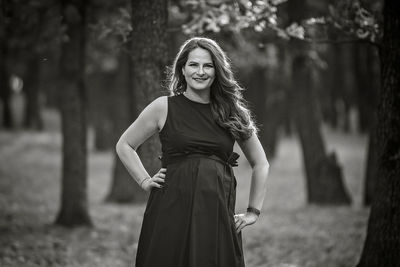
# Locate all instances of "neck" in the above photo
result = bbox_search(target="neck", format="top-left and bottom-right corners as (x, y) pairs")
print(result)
(184, 88), (210, 104)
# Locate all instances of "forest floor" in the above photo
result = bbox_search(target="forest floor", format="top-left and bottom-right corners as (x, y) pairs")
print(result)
(0, 123), (369, 267)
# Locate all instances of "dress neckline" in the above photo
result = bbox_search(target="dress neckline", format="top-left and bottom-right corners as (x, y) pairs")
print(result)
(181, 93), (210, 105)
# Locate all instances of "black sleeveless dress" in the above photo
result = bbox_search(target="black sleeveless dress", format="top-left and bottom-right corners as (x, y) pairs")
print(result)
(135, 94), (245, 267)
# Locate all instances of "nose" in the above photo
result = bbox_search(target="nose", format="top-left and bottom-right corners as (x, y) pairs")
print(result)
(197, 66), (205, 75)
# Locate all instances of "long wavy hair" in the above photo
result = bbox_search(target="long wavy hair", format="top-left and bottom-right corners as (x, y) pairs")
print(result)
(167, 37), (257, 141)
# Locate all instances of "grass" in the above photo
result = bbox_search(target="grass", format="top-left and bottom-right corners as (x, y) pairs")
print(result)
(0, 125), (369, 267)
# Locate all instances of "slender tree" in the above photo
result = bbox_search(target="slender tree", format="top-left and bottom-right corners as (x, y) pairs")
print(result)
(107, 49), (138, 202)
(0, 0), (13, 129)
(55, 0), (92, 227)
(287, 0), (351, 204)
(119, 0), (169, 202)
(290, 51), (351, 204)
(357, 0), (400, 265)
(23, 54), (44, 130)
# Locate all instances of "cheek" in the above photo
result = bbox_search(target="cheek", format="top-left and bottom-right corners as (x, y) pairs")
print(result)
(209, 69), (216, 80)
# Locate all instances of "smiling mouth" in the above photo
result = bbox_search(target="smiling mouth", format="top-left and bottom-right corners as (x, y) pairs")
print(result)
(193, 77), (208, 82)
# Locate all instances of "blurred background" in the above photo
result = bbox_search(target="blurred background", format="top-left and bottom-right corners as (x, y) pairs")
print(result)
(0, 0), (384, 266)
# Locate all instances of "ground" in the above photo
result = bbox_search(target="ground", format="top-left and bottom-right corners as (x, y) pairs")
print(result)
(0, 123), (368, 267)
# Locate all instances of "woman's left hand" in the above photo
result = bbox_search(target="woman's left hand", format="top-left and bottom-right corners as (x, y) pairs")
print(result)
(234, 212), (258, 233)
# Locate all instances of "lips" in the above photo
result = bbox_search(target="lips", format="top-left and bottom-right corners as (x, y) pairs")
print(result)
(193, 77), (208, 82)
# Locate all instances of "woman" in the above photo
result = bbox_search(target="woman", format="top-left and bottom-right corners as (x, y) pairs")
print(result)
(116, 37), (269, 267)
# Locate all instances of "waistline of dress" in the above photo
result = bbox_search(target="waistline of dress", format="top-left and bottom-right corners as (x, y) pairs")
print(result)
(159, 152), (239, 168)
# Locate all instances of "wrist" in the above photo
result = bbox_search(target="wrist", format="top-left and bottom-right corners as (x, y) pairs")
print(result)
(139, 177), (150, 188)
(246, 206), (261, 217)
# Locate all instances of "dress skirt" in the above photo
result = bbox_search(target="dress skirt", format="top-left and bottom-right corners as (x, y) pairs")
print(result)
(135, 155), (245, 267)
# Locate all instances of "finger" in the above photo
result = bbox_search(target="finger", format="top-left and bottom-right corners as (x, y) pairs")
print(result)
(157, 173), (166, 178)
(235, 218), (244, 229)
(159, 168), (167, 173)
(237, 222), (247, 233)
(236, 220), (245, 233)
(150, 181), (163, 188)
(152, 177), (165, 183)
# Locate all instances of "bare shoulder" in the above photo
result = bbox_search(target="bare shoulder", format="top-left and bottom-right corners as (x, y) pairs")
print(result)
(148, 96), (168, 131)
(151, 96), (168, 113)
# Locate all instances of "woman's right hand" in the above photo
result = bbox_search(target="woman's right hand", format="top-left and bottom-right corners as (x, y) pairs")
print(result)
(141, 168), (166, 191)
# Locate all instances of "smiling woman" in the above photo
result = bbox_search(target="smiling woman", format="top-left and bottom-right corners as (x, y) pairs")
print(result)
(182, 47), (216, 101)
(116, 37), (270, 267)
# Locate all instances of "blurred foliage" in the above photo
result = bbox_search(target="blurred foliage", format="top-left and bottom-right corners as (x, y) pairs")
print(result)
(86, 1), (131, 74)
(327, 0), (382, 43)
(4, 0), (64, 61)
(171, 0), (382, 44)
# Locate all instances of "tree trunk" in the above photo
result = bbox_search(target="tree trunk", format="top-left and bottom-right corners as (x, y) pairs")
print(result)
(128, 0), (169, 202)
(87, 71), (114, 151)
(324, 44), (339, 128)
(290, 54), (351, 205)
(0, 1), (13, 129)
(106, 50), (140, 203)
(363, 117), (378, 206)
(357, 1), (400, 265)
(55, 0), (92, 227)
(286, 0), (351, 205)
(243, 65), (270, 155)
(262, 44), (288, 159)
(0, 58), (12, 129)
(360, 46), (380, 206)
(354, 44), (379, 133)
(23, 54), (44, 130)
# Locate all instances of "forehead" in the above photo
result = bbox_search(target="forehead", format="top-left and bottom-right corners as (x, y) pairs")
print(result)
(186, 47), (213, 63)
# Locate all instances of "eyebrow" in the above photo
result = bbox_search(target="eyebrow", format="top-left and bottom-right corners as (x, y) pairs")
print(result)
(187, 61), (213, 64)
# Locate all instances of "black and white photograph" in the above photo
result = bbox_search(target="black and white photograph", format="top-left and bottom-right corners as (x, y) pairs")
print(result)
(0, 0), (399, 266)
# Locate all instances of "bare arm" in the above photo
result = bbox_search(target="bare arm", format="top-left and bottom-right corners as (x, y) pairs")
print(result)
(235, 132), (269, 232)
(238, 133), (270, 210)
(115, 96), (168, 190)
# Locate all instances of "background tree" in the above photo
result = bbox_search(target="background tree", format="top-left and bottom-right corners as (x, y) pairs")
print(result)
(1, 1), (63, 130)
(357, 0), (400, 265)
(0, 0), (13, 129)
(286, 0), (351, 204)
(106, 49), (137, 202)
(55, 0), (92, 227)
(111, 0), (170, 203)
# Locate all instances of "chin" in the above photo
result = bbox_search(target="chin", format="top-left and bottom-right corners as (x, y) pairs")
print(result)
(187, 83), (211, 91)
(192, 86), (210, 91)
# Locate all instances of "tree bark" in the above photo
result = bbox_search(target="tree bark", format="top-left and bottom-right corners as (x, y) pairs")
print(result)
(354, 44), (379, 133)
(363, 117), (378, 206)
(359, 46), (380, 206)
(290, 53), (351, 205)
(262, 44), (288, 159)
(106, 49), (140, 203)
(55, 0), (92, 227)
(23, 54), (44, 130)
(87, 71), (114, 151)
(127, 0), (169, 202)
(357, 0), (400, 265)
(0, 0), (13, 129)
(287, 0), (351, 205)
(0, 56), (12, 129)
(243, 65), (270, 155)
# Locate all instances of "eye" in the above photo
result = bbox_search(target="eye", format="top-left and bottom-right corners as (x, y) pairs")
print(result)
(188, 63), (198, 67)
(205, 64), (214, 68)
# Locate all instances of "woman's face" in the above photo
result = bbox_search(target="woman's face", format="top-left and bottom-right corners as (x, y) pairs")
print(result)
(182, 47), (216, 93)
